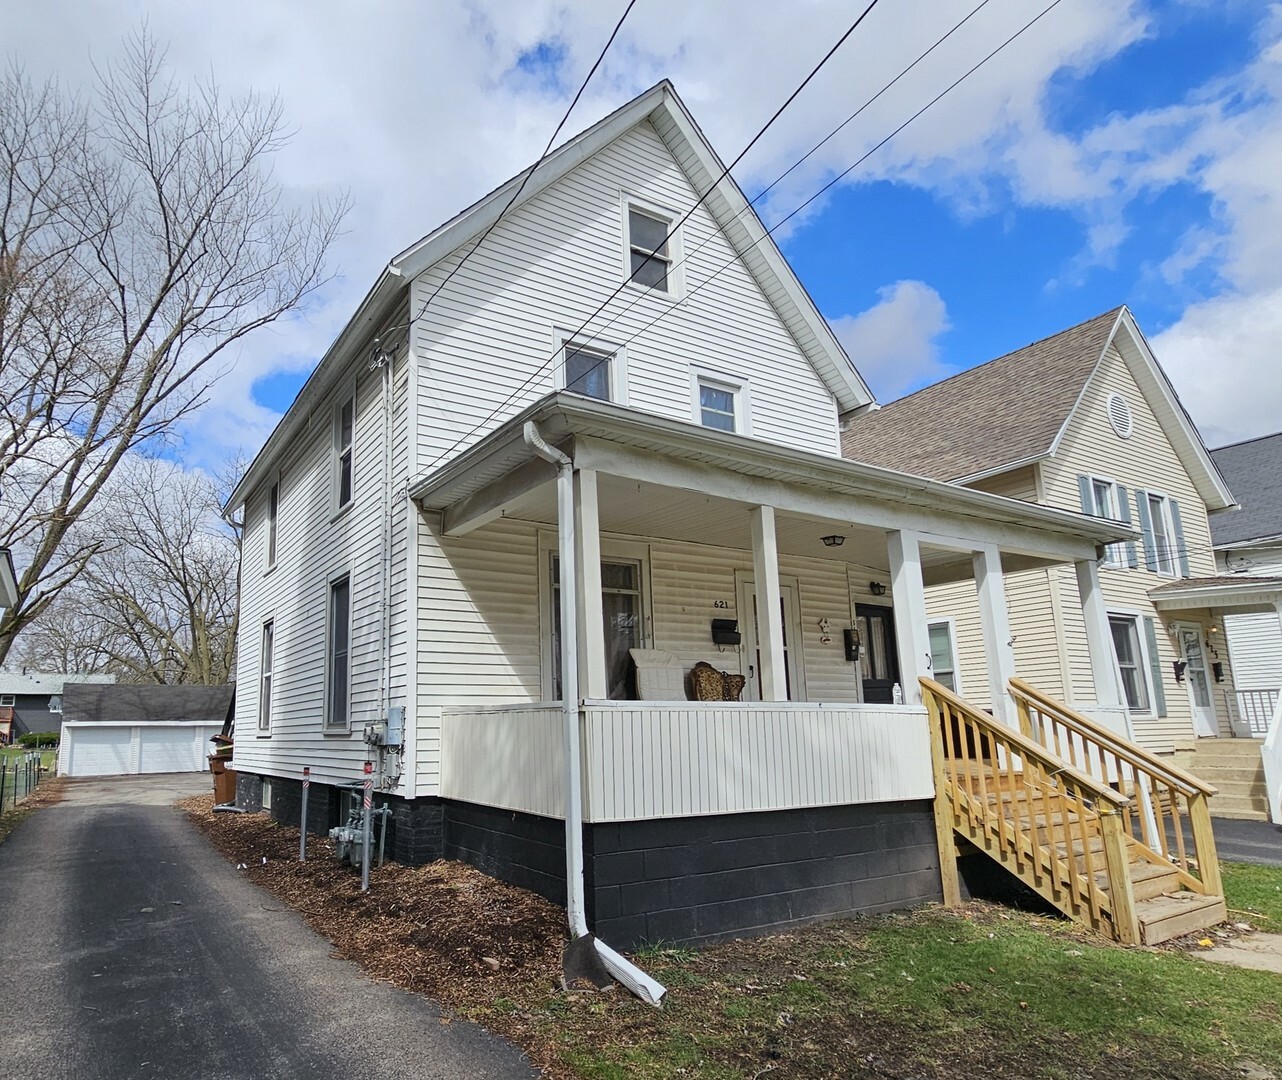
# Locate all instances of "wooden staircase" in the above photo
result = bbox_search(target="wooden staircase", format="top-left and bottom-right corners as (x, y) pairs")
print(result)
(924, 677), (1227, 946)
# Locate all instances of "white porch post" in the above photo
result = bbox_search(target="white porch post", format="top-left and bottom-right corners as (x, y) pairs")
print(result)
(574, 469), (607, 700)
(750, 505), (787, 701)
(887, 530), (931, 706)
(1076, 557), (1126, 710)
(973, 545), (1017, 726)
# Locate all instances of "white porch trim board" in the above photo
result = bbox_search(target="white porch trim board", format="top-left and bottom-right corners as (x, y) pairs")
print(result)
(574, 469), (608, 700)
(974, 545), (1017, 725)
(888, 531), (930, 706)
(439, 702), (932, 823)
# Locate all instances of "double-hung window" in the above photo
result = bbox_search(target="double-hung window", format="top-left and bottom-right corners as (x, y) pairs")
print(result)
(335, 396), (354, 511)
(266, 482), (279, 569)
(627, 206), (672, 292)
(1090, 478), (1124, 568)
(698, 379), (736, 432)
(564, 343), (614, 401)
(259, 620), (274, 732)
(1147, 493), (1177, 577)
(326, 575), (351, 729)
(0, 694), (15, 708)
(1109, 615), (1150, 713)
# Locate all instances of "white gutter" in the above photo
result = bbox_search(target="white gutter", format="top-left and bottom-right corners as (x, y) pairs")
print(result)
(522, 421), (666, 1008)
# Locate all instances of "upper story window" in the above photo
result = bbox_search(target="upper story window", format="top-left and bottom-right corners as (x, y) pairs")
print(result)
(628, 206), (672, 292)
(565, 344), (613, 401)
(335, 395), (354, 511)
(0, 694), (14, 708)
(1077, 474), (1136, 570)
(266, 482), (279, 569)
(1147, 493), (1177, 577)
(690, 368), (750, 435)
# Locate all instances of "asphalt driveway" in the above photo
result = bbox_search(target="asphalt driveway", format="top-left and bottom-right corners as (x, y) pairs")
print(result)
(0, 774), (537, 1079)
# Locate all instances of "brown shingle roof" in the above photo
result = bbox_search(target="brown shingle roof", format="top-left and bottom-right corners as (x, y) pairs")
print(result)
(841, 307), (1123, 480)
(1148, 575), (1282, 594)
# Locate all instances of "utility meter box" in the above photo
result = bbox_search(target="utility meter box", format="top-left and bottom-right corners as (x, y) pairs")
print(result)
(386, 706), (405, 748)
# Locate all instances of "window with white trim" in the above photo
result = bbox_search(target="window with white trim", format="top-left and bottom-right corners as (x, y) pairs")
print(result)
(627, 205), (672, 292)
(335, 395), (354, 511)
(326, 575), (351, 729)
(1089, 478), (1124, 568)
(261, 778), (273, 810)
(564, 343), (614, 401)
(266, 482), (279, 569)
(1109, 614), (1151, 713)
(1147, 493), (1177, 578)
(259, 620), (274, 732)
(927, 620), (961, 693)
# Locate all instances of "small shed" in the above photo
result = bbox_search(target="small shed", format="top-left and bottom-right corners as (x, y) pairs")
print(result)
(58, 684), (235, 777)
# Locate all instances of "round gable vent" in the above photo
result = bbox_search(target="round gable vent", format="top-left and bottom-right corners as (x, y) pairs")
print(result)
(1106, 392), (1133, 439)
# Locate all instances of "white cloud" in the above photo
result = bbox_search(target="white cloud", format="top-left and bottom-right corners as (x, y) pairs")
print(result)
(829, 281), (952, 401)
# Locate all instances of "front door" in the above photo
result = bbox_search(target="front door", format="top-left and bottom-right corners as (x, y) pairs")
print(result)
(736, 577), (803, 701)
(856, 604), (900, 704)
(1176, 623), (1218, 737)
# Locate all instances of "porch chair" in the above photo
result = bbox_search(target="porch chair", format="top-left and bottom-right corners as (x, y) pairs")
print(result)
(629, 649), (687, 701)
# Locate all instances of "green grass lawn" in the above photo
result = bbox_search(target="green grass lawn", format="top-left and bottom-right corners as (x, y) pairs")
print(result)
(0, 746), (57, 768)
(469, 863), (1282, 1079)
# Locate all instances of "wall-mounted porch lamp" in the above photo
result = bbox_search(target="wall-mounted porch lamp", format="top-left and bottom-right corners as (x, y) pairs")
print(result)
(821, 534), (845, 548)
(868, 581), (887, 596)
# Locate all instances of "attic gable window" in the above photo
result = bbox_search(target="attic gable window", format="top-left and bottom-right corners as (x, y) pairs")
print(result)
(624, 199), (679, 296)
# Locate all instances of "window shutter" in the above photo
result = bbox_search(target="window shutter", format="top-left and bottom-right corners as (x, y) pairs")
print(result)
(1169, 499), (1191, 578)
(1115, 484), (1138, 568)
(1142, 616), (1166, 717)
(1134, 489), (1157, 572)
(1077, 475), (1095, 514)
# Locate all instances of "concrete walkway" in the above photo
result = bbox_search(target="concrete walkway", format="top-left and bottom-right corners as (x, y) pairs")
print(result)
(0, 774), (538, 1080)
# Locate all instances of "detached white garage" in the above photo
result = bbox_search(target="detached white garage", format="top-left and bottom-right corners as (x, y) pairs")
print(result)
(58, 684), (234, 778)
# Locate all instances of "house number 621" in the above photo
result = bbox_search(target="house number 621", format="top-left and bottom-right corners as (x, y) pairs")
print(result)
(712, 599), (730, 608)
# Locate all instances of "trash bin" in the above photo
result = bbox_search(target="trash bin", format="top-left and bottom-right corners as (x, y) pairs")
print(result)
(209, 756), (237, 805)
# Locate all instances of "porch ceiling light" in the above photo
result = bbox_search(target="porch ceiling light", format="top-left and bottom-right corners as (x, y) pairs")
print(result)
(821, 534), (845, 547)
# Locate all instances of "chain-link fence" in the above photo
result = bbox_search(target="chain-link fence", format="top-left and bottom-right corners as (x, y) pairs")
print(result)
(0, 751), (49, 813)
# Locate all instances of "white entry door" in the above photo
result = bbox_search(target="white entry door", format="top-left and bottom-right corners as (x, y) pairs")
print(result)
(1175, 624), (1218, 738)
(736, 576), (804, 701)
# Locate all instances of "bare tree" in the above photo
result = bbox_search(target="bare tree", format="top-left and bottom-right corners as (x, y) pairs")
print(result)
(0, 31), (346, 663)
(15, 458), (240, 684)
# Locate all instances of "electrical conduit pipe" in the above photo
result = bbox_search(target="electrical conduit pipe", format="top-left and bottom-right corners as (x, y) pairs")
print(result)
(522, 421), (666, 1007)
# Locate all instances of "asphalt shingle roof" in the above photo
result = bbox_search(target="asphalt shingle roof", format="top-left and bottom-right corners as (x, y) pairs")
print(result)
(62, 684), (235, 725)
(841, 308), (1123, 480)
(1208, 432), (1282, 547)
(1148, 575), (1282, 594)
(0, 672), (115, 697)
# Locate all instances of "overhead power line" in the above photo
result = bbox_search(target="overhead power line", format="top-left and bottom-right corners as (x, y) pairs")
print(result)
(417, 0), (883, 472)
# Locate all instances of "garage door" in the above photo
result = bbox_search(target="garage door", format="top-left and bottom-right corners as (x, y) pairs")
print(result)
(62, 723), (222, 777)
(65, 727), (133, 777)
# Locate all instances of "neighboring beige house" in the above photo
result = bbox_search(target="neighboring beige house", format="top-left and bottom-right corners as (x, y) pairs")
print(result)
(842, 307), (1244, 758)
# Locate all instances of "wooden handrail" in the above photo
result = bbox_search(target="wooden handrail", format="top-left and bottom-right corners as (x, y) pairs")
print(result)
(922, 678), (1129, 809)
(1008, 677), (1216, 798)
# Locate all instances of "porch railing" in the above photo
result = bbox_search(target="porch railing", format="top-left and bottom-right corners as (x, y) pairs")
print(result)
(923, 677), (1139, 942)
(1009, 677), (1221, 896)
(1234, 688), (1279, 737)
(439, 701), (933, 823)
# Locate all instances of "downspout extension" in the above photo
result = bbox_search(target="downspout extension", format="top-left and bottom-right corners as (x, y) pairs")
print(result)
(522, 421), (666, 1008)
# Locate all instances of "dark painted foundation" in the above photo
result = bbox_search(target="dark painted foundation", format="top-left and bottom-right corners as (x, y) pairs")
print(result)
(236, 772), (941, 948)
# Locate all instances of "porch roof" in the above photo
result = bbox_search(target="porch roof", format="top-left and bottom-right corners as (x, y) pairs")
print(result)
(409, 394), (1135, 577)
(1150, 575), (1282, 615)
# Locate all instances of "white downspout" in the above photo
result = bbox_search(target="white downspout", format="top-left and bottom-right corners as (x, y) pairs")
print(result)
(523, 421), (666, 1008)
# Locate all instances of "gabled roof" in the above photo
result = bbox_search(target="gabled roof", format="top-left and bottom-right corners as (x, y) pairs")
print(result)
(1209, 431), (1282, 548)
(841, 306), (1235, 510)
(0, 671), (115, 697)
(227, 81), (870, 513)
(62, 683), (235, 725)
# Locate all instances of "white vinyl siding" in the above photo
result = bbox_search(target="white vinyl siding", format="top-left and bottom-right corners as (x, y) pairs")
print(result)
(232, 321), (411, 788)
(413, 119), (841, 472)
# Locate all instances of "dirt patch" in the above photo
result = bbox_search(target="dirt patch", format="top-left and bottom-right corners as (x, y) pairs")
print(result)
(181, 798), (1274, 1080)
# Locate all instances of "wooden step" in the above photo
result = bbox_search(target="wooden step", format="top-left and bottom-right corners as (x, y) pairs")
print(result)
(1095, 859), (1182, 902)
(1136, 893), (1227, 945)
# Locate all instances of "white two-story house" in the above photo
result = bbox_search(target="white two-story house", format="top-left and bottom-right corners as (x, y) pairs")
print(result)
(227, 83), (1162, 951)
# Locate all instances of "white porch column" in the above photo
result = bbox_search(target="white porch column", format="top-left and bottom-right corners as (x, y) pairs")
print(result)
(887, 530), (931, 706)
(973, 545), (1017, 726)
(750, 505), (787, 701)
(574, 469), (607, 700)
(1076, 558), (1125, 711)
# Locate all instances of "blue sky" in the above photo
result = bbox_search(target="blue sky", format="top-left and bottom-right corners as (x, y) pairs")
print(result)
(9, 0), (1281, 461)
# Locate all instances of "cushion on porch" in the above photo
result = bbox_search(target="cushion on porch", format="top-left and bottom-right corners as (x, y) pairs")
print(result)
(629, 649), (686, 701)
